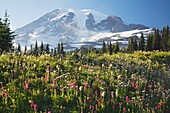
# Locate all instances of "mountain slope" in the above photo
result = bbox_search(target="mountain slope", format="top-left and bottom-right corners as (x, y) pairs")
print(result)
(14, 8), (149, 48)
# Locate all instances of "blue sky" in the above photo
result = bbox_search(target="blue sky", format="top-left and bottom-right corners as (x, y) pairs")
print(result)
(0, 0), (170, 30)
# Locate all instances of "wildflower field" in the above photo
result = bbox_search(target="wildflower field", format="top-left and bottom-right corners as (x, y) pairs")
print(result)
(0, 51), (170, 113)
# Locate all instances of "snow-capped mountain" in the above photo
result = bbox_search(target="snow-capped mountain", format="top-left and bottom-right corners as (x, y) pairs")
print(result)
(14, 8), (150, 49)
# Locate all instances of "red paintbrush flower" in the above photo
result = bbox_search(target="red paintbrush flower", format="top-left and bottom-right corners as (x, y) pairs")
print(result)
(123, 107), (126, 112)
(126, 96), (130, 103)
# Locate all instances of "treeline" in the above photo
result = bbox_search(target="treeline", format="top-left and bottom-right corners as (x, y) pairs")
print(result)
(16, 41), (65, 56)
(101, 41), (120, 55)
(127, 26), (170, 52)
(100, 26), (170, 54)
(5, 26), (170, 56)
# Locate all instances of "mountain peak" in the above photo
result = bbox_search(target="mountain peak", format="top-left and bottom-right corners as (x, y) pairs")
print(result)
(14, 8), (149, 48)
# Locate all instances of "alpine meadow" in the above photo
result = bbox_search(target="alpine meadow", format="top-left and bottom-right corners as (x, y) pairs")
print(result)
(0, 1), (170, 113)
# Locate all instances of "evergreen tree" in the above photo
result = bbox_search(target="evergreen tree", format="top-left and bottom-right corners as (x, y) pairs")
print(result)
(145, 34), (153, 51)
(61, 42), (64, 54)
(109, 41), (113, 55)
(133, 38), (138, 51)
(57, 43), (60, 54)
(161, 26), (169, 51)
(112, 44), (115, 52)
(102, 41), (107, 53)
(114, 41), (120, 53)
(54, 48), (57, 56)
(24, 45), (27, 52)
(107, 41), (110, 53)
(152, 28), (161, 50)
(0, 10), (15, 52)
(34, 41), (38, 55)
(24, 45), (27, 55)
(168, 34), (170, 51)
(17, 43), (21, 53)
(30, 45), (33, 55)
(139, 33), (145, 51)
(40, 41), (44, 54)
(127, 37), (134, 52)
(51, 48), (53, 55)
(46, 44), (49, 54)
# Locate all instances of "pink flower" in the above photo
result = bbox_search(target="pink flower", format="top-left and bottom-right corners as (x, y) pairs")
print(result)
(97, 99), (102, 103)
(126, 96), (130, 103)
(47, 109), (51, 113)
(34, 104), (37, 111)
(132, 83), (138, 89)
(159, 102), (163, 106)
(123, 107), (126, 112)
(30, 100), (34, 108)
(142, 96), (145, 100)
(149, 85), (152, 89)
(24, 81), (29, 89)
(84, 99), (86, 103)
(119, 102), (122, 107)
(92, 105), (94, 109)
(112, 106), (115, 109)
(53, 83), (56, 87)
(5, 94), (8, 97)
(95, 104), (98, 109)
(89, 105), (92, 109)
(84, 85), (87, 91)
(135, 84), (139, 89)
(111, 91), (114, 96)
(142, 87), (146, 92)
(157, 102), (163, 108)
(68, 81), (77, 87)
(132, 83), (135, 88)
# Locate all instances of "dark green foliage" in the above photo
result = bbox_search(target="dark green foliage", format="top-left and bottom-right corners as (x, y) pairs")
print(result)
(34, 41), (38, 55)
(150, 52), (170, 65)
(46, 44), (49, 54)
(0, 11), (15, 53)
(114, 41), (120, 53)
(24, 45), (27, 55)
(152, 28), (161, 50)
(139, 33), (145, 51)
(24, 45), (27, 52)
(17, 44), (21, 53)
(30, 45), (33, 55)
(161, 26), (169, 51)
(61, 43), (64, 54)
(145, 34), (153, 51)
(127, 37), (134, 52)
(57, 43), (64, 55)
(168, 34), (170, 51)
(51, 48), (53, 55)
(112, 44), (115, 52)
(57, 43), (60, 54)
(109, 41), (113, 55)
(107, 41), (110, 52)
(102, 41), (107, 53)
(133, 38), (138, 51)
(54, 48), (57, 56)
(40, 41), (44, 54)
